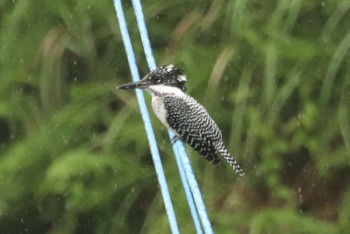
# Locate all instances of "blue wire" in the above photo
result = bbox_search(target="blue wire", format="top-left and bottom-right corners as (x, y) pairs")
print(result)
(131, 0), (203, 233)
(131, 1), (213, 233)
(175, 143), (214, 234)
(168, 133), (203, 234)
(113, 1), (179, 233)
(130, 0), (156, 70)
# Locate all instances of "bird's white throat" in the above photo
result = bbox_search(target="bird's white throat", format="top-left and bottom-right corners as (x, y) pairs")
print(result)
(147, 84), (186, 97)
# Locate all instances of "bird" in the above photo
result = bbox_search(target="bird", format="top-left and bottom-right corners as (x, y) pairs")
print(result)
(117, 64), (244, 176)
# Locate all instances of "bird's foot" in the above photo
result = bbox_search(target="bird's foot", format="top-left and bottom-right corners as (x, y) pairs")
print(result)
(171, 134), (182, 144)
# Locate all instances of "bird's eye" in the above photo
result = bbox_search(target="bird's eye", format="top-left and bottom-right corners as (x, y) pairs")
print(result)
(153, 76), (161, 83)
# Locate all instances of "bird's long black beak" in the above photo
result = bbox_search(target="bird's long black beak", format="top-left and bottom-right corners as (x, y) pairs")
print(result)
(117, 78), (150, 90)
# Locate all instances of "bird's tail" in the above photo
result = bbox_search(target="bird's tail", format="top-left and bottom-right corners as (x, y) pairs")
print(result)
(215, 142), (244, 176)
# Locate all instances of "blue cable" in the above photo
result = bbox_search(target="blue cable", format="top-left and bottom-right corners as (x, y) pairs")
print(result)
(130, 0), (156, 70)
(168, 133), (203, 233)
(131, 0), (203, 233)
(175, 143), (213, 234)
(113, 1), (179, 233)
(131, 1), (213, 233)
(131, 1), (202, 233)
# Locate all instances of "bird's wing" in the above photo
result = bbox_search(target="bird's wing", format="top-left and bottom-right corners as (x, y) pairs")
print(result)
(164, 95), (222, 165)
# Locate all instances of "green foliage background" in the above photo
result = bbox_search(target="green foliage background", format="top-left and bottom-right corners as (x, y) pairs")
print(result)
(1, 0), (349, 233)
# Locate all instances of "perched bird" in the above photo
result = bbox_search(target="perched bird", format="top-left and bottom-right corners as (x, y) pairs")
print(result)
(117, 64), (244, 176)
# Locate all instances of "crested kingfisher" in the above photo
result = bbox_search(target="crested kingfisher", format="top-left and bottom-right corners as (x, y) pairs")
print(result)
(117, 64), (244, 176)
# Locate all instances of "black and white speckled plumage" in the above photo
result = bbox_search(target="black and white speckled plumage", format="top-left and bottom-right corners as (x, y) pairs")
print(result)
(164, 95), (222, 165)
(163, 94), (244, 176)
(118, 64), (244, 176)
